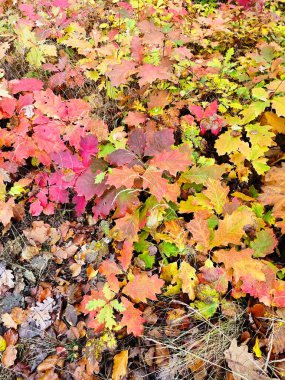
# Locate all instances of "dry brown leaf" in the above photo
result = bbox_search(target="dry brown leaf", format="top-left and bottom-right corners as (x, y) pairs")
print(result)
(21, 245), (40, 261)
(224, 339), (270, 380)
(37, 354), (59, 372)
(3, 330), (18, 346)
(69, 263), (82, 277)
(272, 323), (285, 354)
(1, 313), (17, 329)
(155, 343), (170, 367)
(145, 346), (155, 366)
(23, 221), (51, 245)
(0, 267), (15, 289)
(11, 307), (29, 325)
(112, 350), (128, 380)
(2, 345), (17, 367)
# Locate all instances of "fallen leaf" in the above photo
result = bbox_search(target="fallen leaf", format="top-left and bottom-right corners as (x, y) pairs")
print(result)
(112, 350), (128, 380)
(2, 345), (17, 368)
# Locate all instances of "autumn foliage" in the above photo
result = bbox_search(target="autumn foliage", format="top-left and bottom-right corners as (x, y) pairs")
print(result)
(1, 0), (285, 378)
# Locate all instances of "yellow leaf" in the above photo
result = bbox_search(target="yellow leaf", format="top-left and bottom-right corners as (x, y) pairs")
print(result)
(252, 88), (269, 101)
(215, 130), (241, 156)
(253, 337), (262, 358)
(231, 192), (255, 202)
(203, 178), (229, 214)
(272, 97), (285, 117)
(260, 111), (285, 134)
(178, 262), (198, 301)
(42, 44), (57, 57)
(0, 336), (6, 352)
(112, 350), (128, 380)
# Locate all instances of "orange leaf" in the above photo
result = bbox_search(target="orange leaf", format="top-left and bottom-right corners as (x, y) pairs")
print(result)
(112, 350), (128, 380)
(118, 241), (133, 271)
(123, 272), (164, 302)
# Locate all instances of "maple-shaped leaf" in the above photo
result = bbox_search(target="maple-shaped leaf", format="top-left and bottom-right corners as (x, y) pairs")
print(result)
(137, 62), (171, 87)
(214, 248), (266, 283)
(107, 60), (137, 87)
(118, 241), (133, 271)
(66, 99), (90, 121)
(187, 213), (211, 252)
(198, 259), (228, 294)
(120, 297), (145, 336)
(123, 272), (164, 302)
(144, 129), (174, 156)
(149, 149), (192, 176)
(92, 188), (118, 220)
(215, 130), (242, 156)
(259, 164), (285, 214)
(124, 112), (147, 127)
(211, 207), (256, 248)
(9, 78), (43, 94)
(143, 166), (180, 202)
(106, 167), (139, 189)
(250, 229), (277, 258)
(203, 178), (229, 214)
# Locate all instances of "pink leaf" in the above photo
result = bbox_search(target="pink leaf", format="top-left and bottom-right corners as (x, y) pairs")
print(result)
(9, 78), (43, 94)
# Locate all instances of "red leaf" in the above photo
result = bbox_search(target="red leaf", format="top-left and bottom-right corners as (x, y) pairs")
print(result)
(34, 89), (67, 119)
(118, 241), (133, 271)
(107, 60), (137, 87)
(0, 97), (17, 118)
(75, 168), (106, 200)
(127, 129), (146, 157)
(99, 259), (122, 292)
(124, 112), (147, 127)
(79, 135), (98, 166)
(107, 149), (137, 167)
(144, 129), (174, 156)
(9, 78), (43, 94)
(113, 212), (140, 242)
(120, 297), (145, 336)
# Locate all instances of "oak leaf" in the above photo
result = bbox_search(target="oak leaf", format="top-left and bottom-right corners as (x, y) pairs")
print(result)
(120, 298), (145, 336)
(211, 207), (256, 247)
(123, 272), (164, 302)
(1, 345), (17, 368)
(107, 167), (139, 189)
(149, 149), (192, 176)
(178, 262), (199, 300)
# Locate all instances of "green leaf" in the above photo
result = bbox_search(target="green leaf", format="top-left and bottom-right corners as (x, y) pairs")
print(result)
(159, 242), (180, 257)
